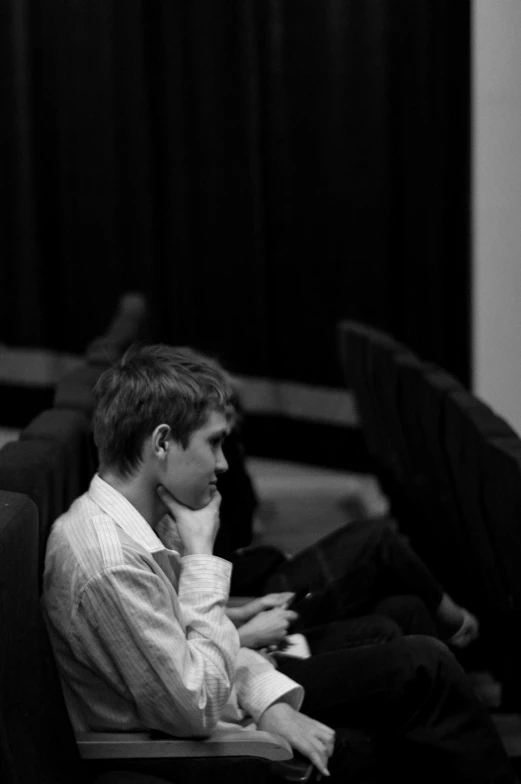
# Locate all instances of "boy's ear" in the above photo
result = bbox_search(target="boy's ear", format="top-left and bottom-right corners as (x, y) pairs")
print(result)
(151, 424), (171, 459)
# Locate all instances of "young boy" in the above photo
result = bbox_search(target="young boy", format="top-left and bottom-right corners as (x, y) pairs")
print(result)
(43, 344), (517, 782)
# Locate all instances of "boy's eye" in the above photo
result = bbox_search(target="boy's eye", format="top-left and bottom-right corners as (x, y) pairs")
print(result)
(209, 432), (228, 449)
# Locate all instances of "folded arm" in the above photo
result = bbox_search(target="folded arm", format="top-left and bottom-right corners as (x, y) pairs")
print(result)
(226, 592), (297, 648)
(75, 556), (239, 737)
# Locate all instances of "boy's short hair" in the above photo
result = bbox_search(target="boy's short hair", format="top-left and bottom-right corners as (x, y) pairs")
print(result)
(92, 343), (235, 478)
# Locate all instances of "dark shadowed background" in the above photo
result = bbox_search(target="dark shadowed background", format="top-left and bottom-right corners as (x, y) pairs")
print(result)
(1, 0), (471, 465)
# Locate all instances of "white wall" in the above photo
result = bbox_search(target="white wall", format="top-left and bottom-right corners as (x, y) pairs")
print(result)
(472, 0), (521, 434)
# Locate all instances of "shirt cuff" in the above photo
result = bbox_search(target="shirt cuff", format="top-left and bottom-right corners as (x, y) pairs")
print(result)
(235, 651), (304, 722)
(178, 554), (232, 597)
(241, 669), (304, 723)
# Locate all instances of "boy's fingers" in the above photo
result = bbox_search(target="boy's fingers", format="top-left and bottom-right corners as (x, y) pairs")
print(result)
(157, 485), (174, 500)
(310, 751), (330, 778)
(157, 485), (174, 504)
(317, 724), (336, 746)
(207, 490), (222, 509)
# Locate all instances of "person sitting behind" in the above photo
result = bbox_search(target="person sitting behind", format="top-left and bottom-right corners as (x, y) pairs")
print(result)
(170, 347), (480, 658)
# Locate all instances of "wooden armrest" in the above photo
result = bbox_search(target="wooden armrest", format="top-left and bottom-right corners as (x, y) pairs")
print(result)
(76, 729), (292, 762)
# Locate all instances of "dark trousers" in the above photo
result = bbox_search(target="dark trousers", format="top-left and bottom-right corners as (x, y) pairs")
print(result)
(263, 516), (445, 644)
(301, 593), (438, 653)
(275, 635), (517, 783)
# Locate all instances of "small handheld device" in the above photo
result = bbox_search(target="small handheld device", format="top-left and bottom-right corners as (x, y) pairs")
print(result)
(286, 586), (311, 610)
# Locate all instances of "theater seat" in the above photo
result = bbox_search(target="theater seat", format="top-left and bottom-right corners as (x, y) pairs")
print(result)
(0, 486), (311, 783)
(336, 318), (521, 708)
(20, 407), (98, 489)
(0, 439), (73, 580)
(0, 490), (86, 784)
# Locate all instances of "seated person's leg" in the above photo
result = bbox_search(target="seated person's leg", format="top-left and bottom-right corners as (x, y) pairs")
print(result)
(373, 594), (439, 637)
(263, 517), (395, 618)
(275, 635), (517, 783)
(263, 516), (443, 618)
(264, 516), (478, 648)
(229, 545), (289, 596)
(301, 614), (403, 654)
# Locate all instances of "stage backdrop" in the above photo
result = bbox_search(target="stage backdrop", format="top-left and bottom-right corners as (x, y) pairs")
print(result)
(1, 0), (471, 466)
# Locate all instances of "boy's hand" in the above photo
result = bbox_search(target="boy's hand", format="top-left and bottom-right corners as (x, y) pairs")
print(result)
(157, 485), (221, 555)
(238, 606), (298, 649)
(241, 593), (295, 620)
(257, 592), (296, 611)
(258, 701), (335, 778)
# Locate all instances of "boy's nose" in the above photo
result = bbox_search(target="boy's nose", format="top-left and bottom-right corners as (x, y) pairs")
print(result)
(216, 449), (228, 474)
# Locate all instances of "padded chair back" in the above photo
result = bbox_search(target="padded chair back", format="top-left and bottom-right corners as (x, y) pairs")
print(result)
(0, 431), (93, 581)
(442, 386), (521, 701)
(390, 358), (473, 596)
(0, 440), (67, 575)
(21, 407), (98, 485)
(0, 490), (85, 784)
(337, 321), (414, 513)
(337, 319), (521, 706)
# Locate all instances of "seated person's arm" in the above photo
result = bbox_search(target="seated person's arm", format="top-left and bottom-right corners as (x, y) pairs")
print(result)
(225, 592), (294, 625)
(226, 593), (298, 649)
(232, 650), (333, 778)
(258, 699), (335, 779)
(75, 549), (239, 738)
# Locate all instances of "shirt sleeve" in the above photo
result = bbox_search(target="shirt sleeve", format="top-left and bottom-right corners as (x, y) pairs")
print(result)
(233, 647), (304, 723)
(73, 556), (239, 737)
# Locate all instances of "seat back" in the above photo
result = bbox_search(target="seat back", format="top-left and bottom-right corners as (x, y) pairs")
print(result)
(442, 385), (521, 702)
(337, 319), (521, 706)
(0, 490), (85, 784)
(0, 410), (96, 583)
(0, 440), (69, 579)
(337, 321), (415, 512)
(21, 406), (98, 481)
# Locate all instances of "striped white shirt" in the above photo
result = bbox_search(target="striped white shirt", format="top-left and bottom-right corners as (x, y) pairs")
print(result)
(43, 474), (303, 737)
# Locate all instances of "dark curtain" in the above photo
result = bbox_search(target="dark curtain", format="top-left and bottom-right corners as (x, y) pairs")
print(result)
(1, 0), (471, 386)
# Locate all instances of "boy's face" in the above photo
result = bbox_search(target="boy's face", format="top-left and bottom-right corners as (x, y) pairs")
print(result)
(162, 409), (229, 509)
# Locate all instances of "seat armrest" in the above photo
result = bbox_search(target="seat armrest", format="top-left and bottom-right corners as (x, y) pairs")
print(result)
(76, 729), (293, 762)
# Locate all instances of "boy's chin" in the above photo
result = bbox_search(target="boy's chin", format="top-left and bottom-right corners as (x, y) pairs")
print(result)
(160, 482), (211, 511)
(181, 490), (212, 511)
(193, 490), (213, 509)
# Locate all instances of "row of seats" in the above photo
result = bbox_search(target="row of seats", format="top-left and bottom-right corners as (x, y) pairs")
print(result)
(337, 319), (521, 709)
(0, 293), (309, 784)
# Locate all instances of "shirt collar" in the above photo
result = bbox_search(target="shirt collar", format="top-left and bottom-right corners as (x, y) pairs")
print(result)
(88, 474), (165, 554)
